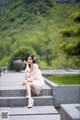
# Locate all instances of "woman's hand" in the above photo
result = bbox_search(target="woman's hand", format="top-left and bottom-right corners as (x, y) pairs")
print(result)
(22, 79), (32, 85)
(24, 60), (27, 64)
(27, 78), (33, 82)
(22, 80), (27, 85)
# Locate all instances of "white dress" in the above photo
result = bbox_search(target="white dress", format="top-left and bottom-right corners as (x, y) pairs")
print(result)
(25, 63), (45, 95)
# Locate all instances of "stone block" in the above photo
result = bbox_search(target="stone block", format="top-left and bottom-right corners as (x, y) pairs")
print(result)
(60, 104), (80, 120)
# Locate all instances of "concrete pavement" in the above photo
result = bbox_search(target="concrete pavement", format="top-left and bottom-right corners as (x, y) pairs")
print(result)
(0, 71), (60, 120)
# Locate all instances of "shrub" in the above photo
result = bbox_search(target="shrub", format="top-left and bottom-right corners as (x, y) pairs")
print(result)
(70, 11), (80, 22)
(59, 24), (80, 37)
(0, 57), (9, 67)
(8, 45), (38, 70)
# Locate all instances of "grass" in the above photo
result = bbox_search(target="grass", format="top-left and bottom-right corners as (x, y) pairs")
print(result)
(44, 74), (80, 85)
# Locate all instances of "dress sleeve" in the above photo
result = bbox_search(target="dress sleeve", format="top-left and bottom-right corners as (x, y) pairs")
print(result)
(33, 64), (43, 80)
(26, 63), (43, 81)
(28, 64), (39, 81)
(25, 63), (30, 72)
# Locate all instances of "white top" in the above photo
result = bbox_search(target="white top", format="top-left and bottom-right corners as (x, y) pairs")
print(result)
(25, 63), (44, 82)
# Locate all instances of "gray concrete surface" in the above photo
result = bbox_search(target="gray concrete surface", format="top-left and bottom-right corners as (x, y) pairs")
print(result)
(0, 71), (60, 120)
(0, 96), (53, 107)
(45, 78), (80, 107)
(52, 86), (80, 107)
(0, 106), (58, 115)
(0, 70), (80, 120)
(60, 104), (80, 120)
(42, 69), (80, 75)
(0, 106), (60, 120)
(8, 115), (60, 120)
(0, 72), (53, 107)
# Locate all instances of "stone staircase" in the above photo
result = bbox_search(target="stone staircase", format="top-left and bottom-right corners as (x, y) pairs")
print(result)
(0, 85), (53, 107)
(0, 72), (60, 120)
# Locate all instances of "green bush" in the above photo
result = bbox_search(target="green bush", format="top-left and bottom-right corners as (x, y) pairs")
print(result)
(59, 24), (80, 37)
(70, 11), (80, 22)
(51, 55), (68, 69)
(39, 60), (52, 69)
(0, 57), (9, 67)
(8, 45), (38, 70)
(59, 42), (74, 55)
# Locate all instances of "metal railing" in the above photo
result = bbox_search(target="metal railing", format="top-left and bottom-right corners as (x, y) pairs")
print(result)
(0, 66), (8, 78)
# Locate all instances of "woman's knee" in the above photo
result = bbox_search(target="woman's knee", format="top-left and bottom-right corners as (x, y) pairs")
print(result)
(26, 82), (34, 88)
(26, 81), (30, 87)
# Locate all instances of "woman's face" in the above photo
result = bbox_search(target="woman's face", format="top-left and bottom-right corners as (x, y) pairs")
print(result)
(27, 56), (33, 64)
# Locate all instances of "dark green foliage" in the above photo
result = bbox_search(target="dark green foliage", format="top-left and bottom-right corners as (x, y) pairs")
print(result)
(8, 17), (15, 22)
(60, 42), (74, 55)
(24, 0), (54, 7)
(24, 0), (54, 15)
(0, 0), (80, 69)
(0, 41), (11, 60)
(74, 41), (80, 56)
(59, 24), (80, 37)
(59, 11), (80, 57)
(70, 11), (80, 22)
(59, 42), (80, 56)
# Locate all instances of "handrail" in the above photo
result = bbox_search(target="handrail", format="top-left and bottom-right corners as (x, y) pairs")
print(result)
(0, 66), (8, 77)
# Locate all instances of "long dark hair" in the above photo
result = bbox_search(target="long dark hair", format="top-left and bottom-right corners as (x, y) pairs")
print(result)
(25, 54), (36, 63)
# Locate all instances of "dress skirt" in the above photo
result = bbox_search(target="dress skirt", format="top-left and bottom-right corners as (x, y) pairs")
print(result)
(30, 79), (45, 95)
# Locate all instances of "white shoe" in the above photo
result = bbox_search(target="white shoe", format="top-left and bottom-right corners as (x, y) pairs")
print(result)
(26, 95), (29, 98)
(27, 99), (34, 108)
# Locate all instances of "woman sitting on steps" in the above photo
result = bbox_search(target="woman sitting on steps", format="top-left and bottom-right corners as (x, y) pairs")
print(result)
(22, 54), (45, 108)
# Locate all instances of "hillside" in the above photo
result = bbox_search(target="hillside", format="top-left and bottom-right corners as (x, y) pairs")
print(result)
(0, 0), (80, 69)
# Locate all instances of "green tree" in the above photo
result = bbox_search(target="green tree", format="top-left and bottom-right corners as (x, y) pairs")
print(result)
(59, 11), (80, 56)
(0, 41), (12, 60)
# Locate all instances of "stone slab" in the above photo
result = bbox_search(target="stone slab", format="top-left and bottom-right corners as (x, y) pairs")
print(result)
(7, 115), (60, 120)
(0, 106), (58, 115)
(44, 77), (80, 107)
(60, 104), (80, 120)
(0, 106), (60, 120)
(52, 86), (80, 107)
(0, 96), (53, 107)
(0, 72), (52, 96)
(0, 86), (52, 97)
(42, 69), (80, 75)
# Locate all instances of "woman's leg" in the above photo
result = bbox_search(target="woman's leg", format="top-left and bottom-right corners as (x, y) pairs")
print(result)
(26, 82), (32, 105)
(26, 81), (43, 107)
(25, 73), (30, 97)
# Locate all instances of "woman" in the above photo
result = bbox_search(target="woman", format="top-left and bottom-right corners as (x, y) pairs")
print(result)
(22, 54), (45, 108)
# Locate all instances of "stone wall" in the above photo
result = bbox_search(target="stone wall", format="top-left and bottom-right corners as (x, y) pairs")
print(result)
(52, 86), (80, 107)
(60, 104), (80, 120)
(44, 78), (80, 107)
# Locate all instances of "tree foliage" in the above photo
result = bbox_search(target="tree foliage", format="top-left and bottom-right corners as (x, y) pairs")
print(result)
(59, 24), (80, 37)
(8, 46), (38, 70)
(70, 11), (80, 22)
(59, 11), (80, 56)
(0, 0), (80, 69)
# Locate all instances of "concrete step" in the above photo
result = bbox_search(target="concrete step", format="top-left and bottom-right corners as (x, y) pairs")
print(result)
(8, 115), (60, 120)
(0, 106), (60, 120)
(0, 85), (52, 97)
(9, 115), (60, 120)
(0, 96), (54, 107)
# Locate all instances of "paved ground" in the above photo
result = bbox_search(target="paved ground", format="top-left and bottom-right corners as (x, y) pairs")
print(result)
(0, 106), (60, 120)
(0, 71), (60, 120)
(41, 69), (80, 75)
(1, 70), (79, 120)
